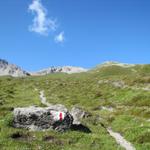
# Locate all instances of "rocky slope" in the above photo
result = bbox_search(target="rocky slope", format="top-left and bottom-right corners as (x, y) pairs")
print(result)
(0, 59), (30, 77)
(31, 66), (88, 75)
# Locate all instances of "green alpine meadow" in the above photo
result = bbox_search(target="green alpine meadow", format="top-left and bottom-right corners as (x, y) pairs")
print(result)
(0, 62), (150, 150)
(0, 0), (150, 149)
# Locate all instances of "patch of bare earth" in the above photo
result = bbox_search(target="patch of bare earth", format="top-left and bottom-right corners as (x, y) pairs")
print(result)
(10, 132), (35, 141)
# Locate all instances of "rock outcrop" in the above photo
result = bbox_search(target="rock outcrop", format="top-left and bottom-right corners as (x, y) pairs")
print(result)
(13, 106), (73, 132)
(0, 59), (30, 77)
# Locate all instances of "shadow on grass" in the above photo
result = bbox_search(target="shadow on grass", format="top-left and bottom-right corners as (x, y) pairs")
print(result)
(70, 124), (91, 133)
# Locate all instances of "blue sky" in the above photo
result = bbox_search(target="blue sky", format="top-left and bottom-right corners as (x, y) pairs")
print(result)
(0, 0), (150, 71)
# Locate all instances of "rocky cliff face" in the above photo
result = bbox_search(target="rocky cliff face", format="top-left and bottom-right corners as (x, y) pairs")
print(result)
(0, 59), (30, 77)
(31, 66), (88, 75)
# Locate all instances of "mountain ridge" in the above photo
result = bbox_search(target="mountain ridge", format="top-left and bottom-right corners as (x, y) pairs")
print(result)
(31, 66), (88, 76)
(0, 59), (149, 77)
(0, 59), (88, 77)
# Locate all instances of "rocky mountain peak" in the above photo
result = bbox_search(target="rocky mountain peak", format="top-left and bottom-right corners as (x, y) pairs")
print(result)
(0, 59), (30, 77)
(0, 59), (9, 66)
(31, 66), (88, 75)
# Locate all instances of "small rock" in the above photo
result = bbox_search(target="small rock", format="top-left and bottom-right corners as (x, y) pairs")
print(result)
(70, 107), (91, 125)
(112, 80), (125, 88)
(100, 106), (114, 112)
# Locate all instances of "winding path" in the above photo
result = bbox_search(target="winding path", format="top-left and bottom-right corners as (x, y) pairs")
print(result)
(107, 128), (136, 150)
(38, 89), (136, 150)
(39, 90), (51, 106)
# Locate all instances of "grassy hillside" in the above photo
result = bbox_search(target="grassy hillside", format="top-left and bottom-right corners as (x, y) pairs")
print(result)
(0, 64), (150, 150)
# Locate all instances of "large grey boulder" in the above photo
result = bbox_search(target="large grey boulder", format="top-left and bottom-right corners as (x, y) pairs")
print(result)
(13, 106), (73, 132)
